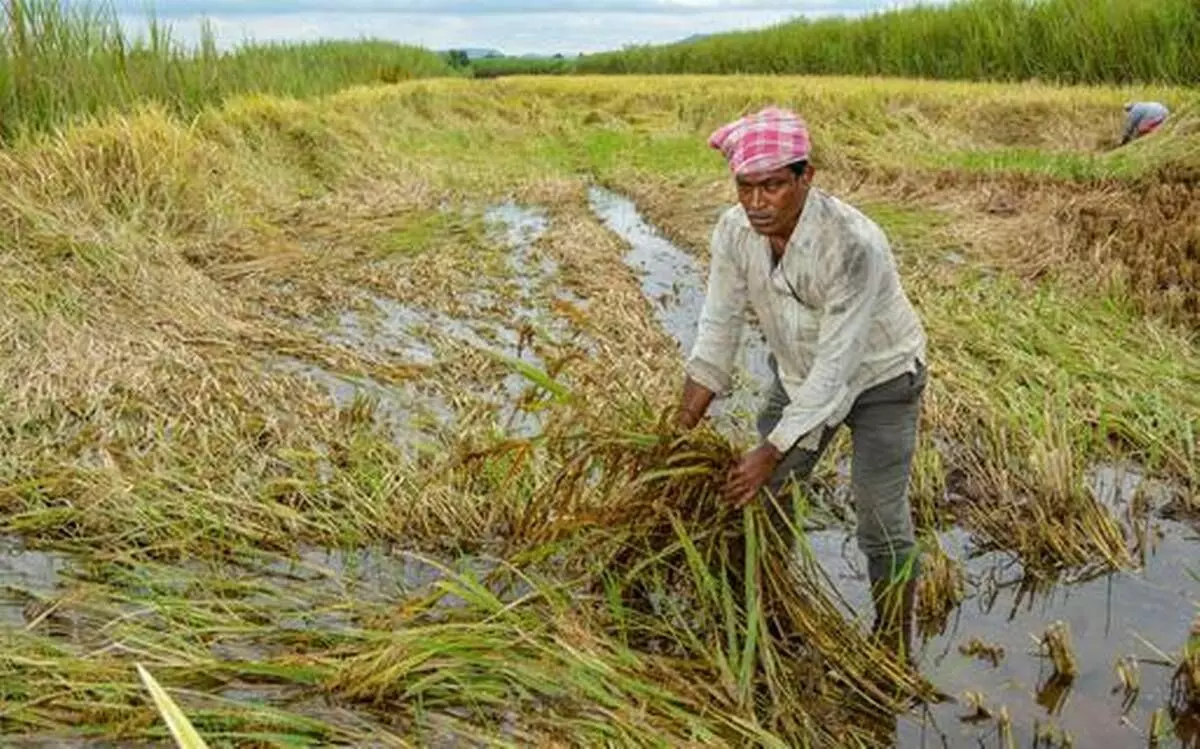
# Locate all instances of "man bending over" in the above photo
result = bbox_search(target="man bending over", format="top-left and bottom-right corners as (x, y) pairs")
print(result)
(675, 107), (929, 662)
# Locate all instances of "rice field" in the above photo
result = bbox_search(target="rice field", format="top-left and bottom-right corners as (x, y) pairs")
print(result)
(0, 74), (1197, 748)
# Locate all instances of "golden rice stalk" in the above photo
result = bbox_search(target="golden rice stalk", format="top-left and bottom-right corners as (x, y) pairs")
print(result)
(1114, 654), (1141, 712)
(998, 705), (1016, 749)
(1038, 621), (1078, 679)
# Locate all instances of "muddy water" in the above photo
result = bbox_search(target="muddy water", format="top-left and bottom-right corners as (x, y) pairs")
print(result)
(488, 201), (555, 298)
(0, 536), (71, 629)
(224, 545), (521, 638)
(890, 524), (1194, 747)
(257, 544), (505, 602)
(272, 356), (453, 452)
(590, 186), (1200, 748)
(588, 186), (772, 430)
(280, 202), (567, 441)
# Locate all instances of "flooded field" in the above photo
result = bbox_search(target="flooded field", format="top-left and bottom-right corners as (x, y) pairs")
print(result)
(1, 76), (1198, 747)
(588, 190), (1200, 748)
(9, 183), (1194, 747)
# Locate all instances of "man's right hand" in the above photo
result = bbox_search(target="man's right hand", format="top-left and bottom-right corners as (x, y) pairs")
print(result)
(676, 377), (716, 431)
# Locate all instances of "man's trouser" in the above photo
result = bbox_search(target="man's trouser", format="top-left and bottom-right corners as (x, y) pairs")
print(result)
(756, 355), (926, 654)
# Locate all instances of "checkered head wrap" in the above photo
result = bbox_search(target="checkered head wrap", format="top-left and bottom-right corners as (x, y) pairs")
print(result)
(708, 107), (811, 177)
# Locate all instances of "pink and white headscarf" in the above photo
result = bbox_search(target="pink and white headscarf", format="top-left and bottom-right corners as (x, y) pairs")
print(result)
(708, 107), (811, 177)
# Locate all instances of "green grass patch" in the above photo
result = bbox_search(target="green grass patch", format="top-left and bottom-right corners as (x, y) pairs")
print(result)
(857, 202), (954, 249)
(925, 147), (1119, 180)
(373, 211), (478, 259)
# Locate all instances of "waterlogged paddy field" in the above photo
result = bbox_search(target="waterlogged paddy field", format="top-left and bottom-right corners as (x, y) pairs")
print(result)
(0, 76), (1198, 747)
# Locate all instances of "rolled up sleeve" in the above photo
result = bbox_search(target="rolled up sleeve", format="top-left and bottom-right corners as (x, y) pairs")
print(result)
(766, 236), (883, 454)
(685, 214), (747, 396)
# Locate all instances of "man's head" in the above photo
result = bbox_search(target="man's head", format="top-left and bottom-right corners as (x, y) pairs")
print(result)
(709, 107), (814, 239)
(735, 159), (814, 237)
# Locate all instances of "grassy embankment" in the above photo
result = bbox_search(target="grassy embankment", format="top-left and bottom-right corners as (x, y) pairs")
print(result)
(0, 0), (454, 142)
(574, 0), (1200, 84)
(0, 69), (1197, 746)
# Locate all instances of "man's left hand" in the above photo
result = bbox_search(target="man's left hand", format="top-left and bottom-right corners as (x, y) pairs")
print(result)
(724, 442), (783, 507)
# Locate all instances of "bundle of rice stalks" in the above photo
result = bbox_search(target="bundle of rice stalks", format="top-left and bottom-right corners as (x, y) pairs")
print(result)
(536, 409), (939, 717)
(512, 408), (740, 545)
(1037, 621), (1078, 680)
(415, 390), (945, 746)
(325, 560), (811, 748)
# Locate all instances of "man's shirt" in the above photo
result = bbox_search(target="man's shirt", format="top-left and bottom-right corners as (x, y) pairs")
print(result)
(686, 188), (927, 453)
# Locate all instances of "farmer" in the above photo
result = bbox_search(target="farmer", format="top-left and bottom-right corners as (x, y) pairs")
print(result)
(674, 107), (928, 663)
(1120, 101), (1169, 146)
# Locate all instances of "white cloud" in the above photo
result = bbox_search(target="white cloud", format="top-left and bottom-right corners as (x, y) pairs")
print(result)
(111, 1), (868, 16)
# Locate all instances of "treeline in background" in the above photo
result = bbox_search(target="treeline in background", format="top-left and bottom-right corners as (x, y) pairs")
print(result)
(574, 0), (1199, 85)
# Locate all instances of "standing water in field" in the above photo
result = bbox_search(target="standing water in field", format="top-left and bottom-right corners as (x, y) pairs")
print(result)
(588, 186), (771, 431)
(279, 202), (565, 441)
(0, 536), (70, 629)
(588, 185), (1200, 749)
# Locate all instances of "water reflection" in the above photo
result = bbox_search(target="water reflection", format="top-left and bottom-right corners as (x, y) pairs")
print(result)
(587, 185), (771, 433)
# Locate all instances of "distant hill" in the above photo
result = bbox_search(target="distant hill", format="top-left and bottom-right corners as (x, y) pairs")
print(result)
(442, 49), (577, 61)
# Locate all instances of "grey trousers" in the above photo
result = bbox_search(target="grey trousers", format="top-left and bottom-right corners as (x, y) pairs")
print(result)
(757, 356), (926, 587)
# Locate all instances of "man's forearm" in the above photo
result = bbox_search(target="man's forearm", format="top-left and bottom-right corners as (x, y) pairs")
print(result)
(677, 377), (716, 429)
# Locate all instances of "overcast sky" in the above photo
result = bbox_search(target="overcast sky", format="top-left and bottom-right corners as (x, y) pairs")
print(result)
(108, 0), (937, 56)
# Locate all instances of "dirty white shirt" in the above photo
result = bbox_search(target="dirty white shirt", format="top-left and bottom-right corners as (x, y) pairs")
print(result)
(686, 188), (927, 454)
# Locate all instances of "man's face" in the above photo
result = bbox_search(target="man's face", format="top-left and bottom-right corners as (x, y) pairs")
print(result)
(736, 164), (812, 238)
